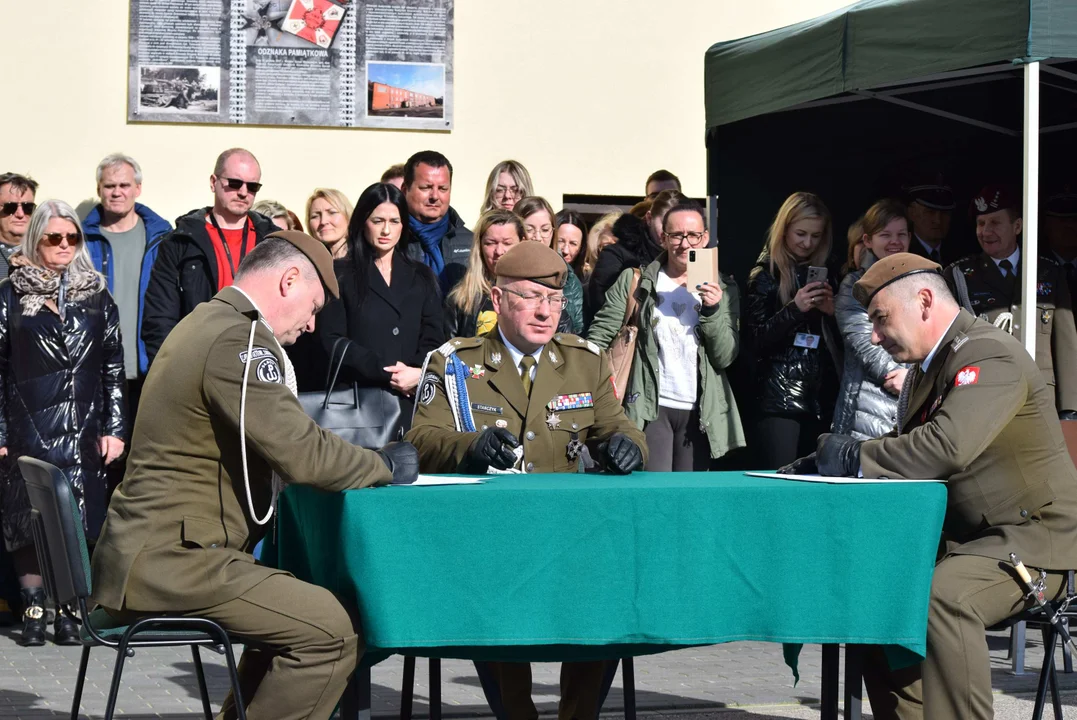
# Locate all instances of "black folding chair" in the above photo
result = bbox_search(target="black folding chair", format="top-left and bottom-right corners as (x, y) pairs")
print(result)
(19, 457), (247, 720)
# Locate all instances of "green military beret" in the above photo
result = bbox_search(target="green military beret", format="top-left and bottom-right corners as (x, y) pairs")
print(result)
(853, 252), (942, 307)
(494, 242), (567, 289)
(266, 229), (340, 299)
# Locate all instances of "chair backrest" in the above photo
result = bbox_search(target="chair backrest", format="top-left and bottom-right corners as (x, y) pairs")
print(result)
(18, 457), (92, 606)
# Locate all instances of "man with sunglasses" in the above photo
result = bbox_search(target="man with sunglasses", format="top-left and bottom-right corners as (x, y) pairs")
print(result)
(142, 148), (277, 369)
(0, 173), (38, 278)
(407, 241), (646, 720)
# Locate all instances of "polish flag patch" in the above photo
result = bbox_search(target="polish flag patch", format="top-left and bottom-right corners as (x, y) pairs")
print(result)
(955, 366), (980, 387)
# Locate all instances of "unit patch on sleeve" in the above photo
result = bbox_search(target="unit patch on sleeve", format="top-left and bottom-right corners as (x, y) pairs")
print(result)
(418, 372), (442, 406)
(239, 347), (276, 363)
(954, 366), (980, 387)
(256, 357), (282, 384)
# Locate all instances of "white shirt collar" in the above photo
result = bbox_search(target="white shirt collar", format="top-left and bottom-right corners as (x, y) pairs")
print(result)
(922, 312), (960, 372)
(498, 328), (542, 374)
(915, 234), (940, 256)
(991, 246), (1021, 272)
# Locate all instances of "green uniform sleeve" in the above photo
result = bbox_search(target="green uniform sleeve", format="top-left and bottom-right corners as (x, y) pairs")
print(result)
(588, 348), (649, 465)
(405, 350), (482, 473)
(202, 323), (392, 492)
(860, 338), (1026, 480)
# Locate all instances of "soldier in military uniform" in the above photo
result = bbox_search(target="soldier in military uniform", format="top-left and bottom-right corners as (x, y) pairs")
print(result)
(945, 185), (1077, 416)
(91, 232), (418, 720)
(783, 253), (1077, 719)
(406, 241), (647, 720)
(903, 173), (962, 266)
(1043, 187), (1077, 298)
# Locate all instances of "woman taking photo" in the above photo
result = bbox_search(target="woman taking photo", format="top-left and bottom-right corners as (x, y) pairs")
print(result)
(588, 203), (744, 470)
(446, 209), (524, 338)
(0, 200), (126, 646)
(314, 183), (444, 422)
(555, 210), (596, 283)
(515, 196), (584, 334)
(832, 199), (912, 440)
(479, 159), (534, 215)
(745, 192), (839, 469)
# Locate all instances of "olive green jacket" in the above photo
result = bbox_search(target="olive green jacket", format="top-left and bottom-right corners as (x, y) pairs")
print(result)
(587, 259), (746, 460)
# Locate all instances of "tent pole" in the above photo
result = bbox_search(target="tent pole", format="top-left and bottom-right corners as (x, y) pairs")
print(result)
(1021, 62), (1040, 359)
(707, 195), (718, 245)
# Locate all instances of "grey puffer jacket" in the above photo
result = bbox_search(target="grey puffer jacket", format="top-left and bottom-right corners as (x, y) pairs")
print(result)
(831, 251), (909, 440)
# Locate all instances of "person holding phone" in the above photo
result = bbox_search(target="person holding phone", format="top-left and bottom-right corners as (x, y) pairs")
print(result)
(832, 200), (912, 440)
(745, 192), (840, 469)
(588, 202), (745, 470)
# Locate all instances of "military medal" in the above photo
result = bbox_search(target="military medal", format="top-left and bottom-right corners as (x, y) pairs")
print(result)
(496, 419), (508, 428)
(1042, 309), (1053, 324)
(546, 411), (561, 430)
(469, 364), (485, 379)
(566, 433), (583, 461)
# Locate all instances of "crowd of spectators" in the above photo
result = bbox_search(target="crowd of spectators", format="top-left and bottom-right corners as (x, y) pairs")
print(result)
(1, 147), (1075, 646)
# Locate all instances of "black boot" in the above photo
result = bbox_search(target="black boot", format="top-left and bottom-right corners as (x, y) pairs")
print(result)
(53, 607), (81, 646)
(18, 588), (46, 647)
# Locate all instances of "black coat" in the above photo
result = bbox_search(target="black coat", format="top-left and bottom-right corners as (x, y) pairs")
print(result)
(743, 256), (840, 420)
(0, 279), (126, 541)
(294, 252), (446, 394)
(141, 208), (276, 369)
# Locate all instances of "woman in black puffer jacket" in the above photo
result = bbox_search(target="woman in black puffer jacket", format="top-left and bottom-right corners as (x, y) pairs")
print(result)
(745, 192), (840, 469)
(0, 200), (126, 646)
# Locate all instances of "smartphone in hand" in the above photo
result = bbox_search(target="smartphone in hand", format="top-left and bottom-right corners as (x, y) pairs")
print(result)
(805, 265), (828, 286)
(687, 247), (719, 290)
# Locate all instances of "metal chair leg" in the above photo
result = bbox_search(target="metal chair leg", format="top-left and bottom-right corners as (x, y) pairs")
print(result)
(192, 646), (214, 720)
(1033, 625), (1058, 720)
(70, 645), (91, 720)
(1012, 621), (1027, 675)
(429, 659), (441, 720)
(220, 638), (247, 720)
(400, 656), (416, 720)
(103, 637), (133, 720)
(1063, 616), (1073, 674)
(622, 657), (636, 720)
(821, 644), (839, 720)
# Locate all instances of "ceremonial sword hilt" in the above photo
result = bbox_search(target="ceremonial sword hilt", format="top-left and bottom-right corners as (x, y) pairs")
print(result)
(1010, 552), (1048, 604)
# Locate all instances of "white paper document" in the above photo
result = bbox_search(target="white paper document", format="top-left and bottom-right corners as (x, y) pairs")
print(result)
(745, 472), (945, 484)
(406, 475), (487, 486)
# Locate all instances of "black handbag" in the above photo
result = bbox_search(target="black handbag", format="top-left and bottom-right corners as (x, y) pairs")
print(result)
(297, 338), (405, 449)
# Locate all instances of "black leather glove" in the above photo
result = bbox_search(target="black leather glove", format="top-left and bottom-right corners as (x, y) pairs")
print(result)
(1060, 410), (1077, 421)
(459, 427), (520, 473)
(777, 453), (818, 475)
(602, 433), (644, 474)
(376, 442), (420, 485)
(816, 433), (862, 477)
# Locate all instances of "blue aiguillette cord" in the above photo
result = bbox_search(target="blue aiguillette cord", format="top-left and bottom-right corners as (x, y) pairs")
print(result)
(446, 355), (476, 432)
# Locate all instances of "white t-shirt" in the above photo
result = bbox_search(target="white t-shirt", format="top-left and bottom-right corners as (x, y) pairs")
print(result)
(653, 270), (700, 410)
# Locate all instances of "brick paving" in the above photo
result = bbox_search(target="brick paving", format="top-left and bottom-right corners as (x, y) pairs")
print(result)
(2, 625), (1076, 718)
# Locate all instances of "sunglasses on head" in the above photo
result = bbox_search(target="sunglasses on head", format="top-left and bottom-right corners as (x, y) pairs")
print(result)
(220, 177), (263, 194)
(1, 202), (35, 217)
(41, 232), (80, 246)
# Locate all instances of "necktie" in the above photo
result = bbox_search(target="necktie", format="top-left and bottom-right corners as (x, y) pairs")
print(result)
(999, 259), (1013, 278)
(520, 356), (536, 397)
(929, 248), (941, 264)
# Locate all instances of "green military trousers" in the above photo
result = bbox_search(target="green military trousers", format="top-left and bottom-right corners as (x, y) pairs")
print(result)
(862, 553), (1068, 720)
(490, 660), (608, 720)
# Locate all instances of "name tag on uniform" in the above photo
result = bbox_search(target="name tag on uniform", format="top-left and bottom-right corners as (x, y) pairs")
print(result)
(794, 333), (820, 349)
(547, 393), (594, 411)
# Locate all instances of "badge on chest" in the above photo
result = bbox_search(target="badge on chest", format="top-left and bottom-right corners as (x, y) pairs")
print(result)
(794, 332), (820, 349)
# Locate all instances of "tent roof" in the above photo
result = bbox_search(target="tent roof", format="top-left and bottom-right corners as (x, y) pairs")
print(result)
(704, 0), (1077, 129)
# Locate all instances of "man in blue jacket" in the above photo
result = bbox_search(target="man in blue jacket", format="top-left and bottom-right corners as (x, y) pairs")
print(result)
(83, 153), (172, 407)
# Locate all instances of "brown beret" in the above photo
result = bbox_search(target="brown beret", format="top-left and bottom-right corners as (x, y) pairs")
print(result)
(494, 242), (568, 289)
(266, 230), (340, 299)
(853, 252), (942, 307)
(969, 184), (1018, 219)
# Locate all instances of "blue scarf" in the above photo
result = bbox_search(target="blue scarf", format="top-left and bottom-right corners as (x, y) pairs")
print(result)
(409, 213), (449, 288)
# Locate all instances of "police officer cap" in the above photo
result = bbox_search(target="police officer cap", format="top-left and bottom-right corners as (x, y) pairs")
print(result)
(970, 185), (1018, 219)
(266, 230), (340, 299)
(853, 252), (942, 307)
(904, 173), (955, 211)
(494, 242), (568, 289)
(1045, 188), (1077, 218)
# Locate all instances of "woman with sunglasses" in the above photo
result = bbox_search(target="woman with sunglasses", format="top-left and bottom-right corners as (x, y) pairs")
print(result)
(588, 203), (744, 470)
(0, 200), (126, 646)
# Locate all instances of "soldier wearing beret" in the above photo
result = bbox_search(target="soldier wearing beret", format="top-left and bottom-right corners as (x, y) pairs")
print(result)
(406, 240), (647, 720)
(91, 231), (419, 720)
(782, 253), (1077, 720)
(903, 173), (962, 266)
(944, 185), (1077, 416)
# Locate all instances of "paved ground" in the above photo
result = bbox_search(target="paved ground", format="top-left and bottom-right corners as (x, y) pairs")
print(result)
(1, 624), (1075, 718)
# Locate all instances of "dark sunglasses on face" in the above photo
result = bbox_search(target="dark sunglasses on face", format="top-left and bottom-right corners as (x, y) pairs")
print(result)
(220, 177), (263, 194)
(0, 202), (36, 217)
(41, 232), (81, 246)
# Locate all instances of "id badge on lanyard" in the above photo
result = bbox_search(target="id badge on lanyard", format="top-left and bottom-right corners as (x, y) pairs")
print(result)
(794, 332), (820, 349)
(209, 214), (251, 278)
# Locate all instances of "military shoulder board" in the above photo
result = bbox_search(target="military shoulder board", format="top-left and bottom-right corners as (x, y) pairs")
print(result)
(437, 341), (458, 357)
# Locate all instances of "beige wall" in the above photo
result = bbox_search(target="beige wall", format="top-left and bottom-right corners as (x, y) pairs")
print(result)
(7, 0), (848, 229)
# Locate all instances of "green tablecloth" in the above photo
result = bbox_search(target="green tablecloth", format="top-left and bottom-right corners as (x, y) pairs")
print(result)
(271, 472), (946, 670)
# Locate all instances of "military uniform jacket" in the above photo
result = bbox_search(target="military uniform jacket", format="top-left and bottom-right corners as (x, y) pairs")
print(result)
(91, 287), (392, 612)
(406, 333), (647, 474)
(946, 252), (1077, 412)
(860, 310), (1077, 570)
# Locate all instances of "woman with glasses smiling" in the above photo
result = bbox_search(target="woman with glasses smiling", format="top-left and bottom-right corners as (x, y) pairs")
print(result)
(588, 203), (744, 471)
(478, 159), (533, 215)
(0, 200), (126, 646)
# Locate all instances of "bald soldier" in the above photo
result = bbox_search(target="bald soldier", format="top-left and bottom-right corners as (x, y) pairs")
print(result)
(91, 232), (419, 720)
(782, 253), (1077, 719)
(406, 241), (647, 720)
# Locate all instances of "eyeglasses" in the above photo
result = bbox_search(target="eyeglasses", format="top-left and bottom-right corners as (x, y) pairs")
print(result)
(1, 202), (35, 217)
(502, 288), (567, 311)
(494, 186), (521, 200)
(664, 231), (706, 247)
(220, 177), (263, 194)
(41, 232), (80, 246)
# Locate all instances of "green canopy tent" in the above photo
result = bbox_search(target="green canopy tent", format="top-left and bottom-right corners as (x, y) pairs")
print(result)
(705, 0), (1077, 359)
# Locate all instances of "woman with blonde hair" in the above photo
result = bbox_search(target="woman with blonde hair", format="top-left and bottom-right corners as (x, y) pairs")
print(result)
(446, 209), (525, 337)
(744, 191), (840, 469)
(840, 216), (866, 279)
(479, 160), (534, 215)
(305, 188), (353, 259)
(514, 196), (583, 333)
